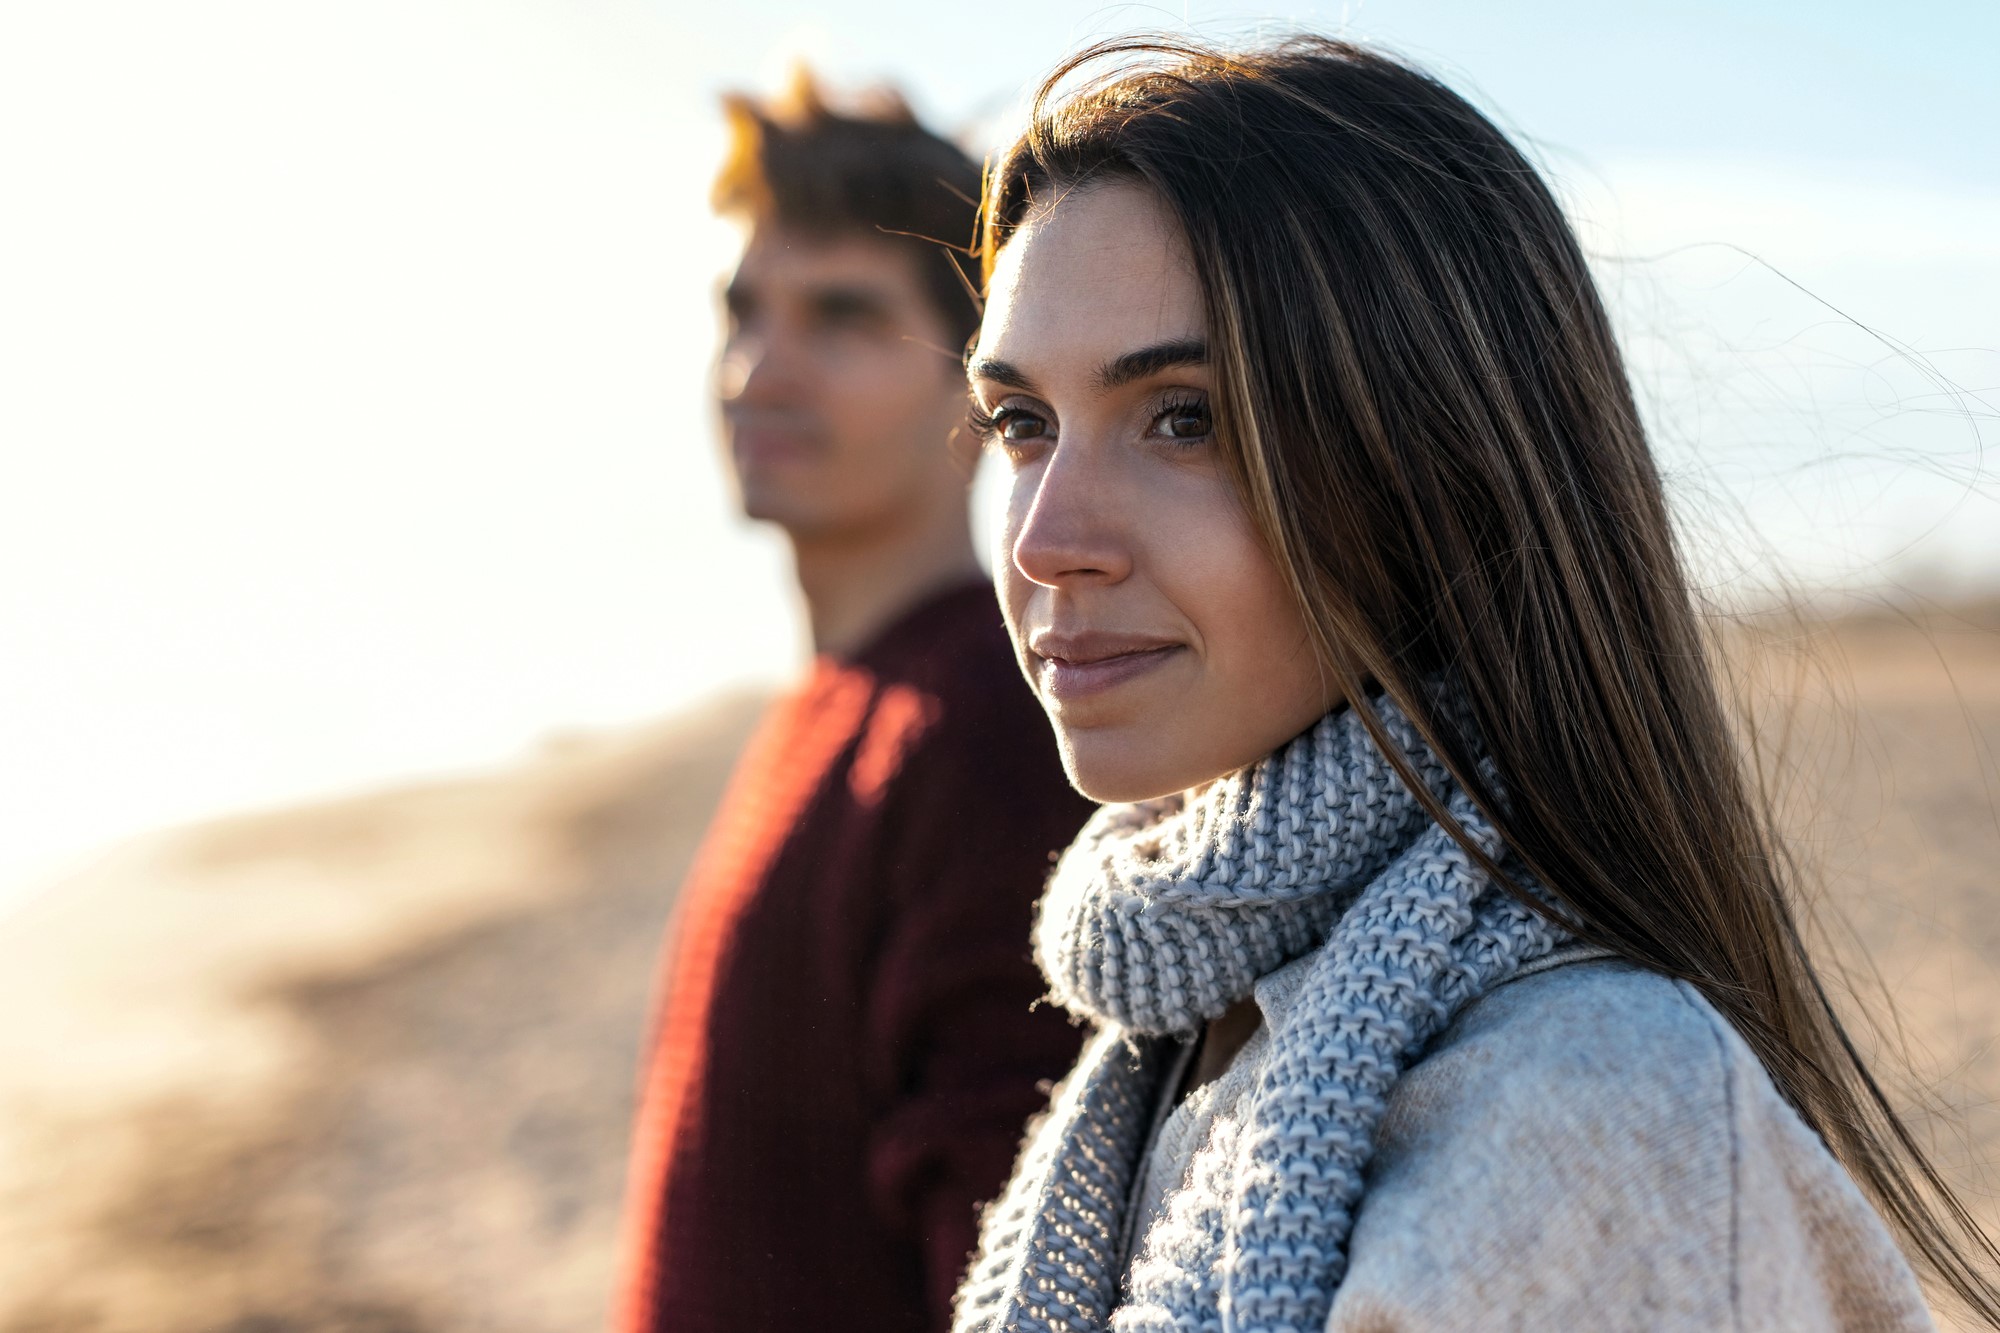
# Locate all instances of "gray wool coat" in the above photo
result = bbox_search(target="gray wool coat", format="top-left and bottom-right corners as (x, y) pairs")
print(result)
(1117, 952), (1937, 1331)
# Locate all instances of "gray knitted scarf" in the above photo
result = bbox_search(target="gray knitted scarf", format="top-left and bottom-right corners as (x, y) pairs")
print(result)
(951, 693), (1571, 1333)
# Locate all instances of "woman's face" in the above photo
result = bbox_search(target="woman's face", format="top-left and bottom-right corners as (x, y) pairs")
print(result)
(970, 180), (1340, 803)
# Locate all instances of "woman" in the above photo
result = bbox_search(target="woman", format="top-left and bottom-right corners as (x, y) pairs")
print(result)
(951, 36), (2000, 1332)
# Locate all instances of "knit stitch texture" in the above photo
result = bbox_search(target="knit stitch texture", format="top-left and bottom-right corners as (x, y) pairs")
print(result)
(952, 693), (1571, 1333)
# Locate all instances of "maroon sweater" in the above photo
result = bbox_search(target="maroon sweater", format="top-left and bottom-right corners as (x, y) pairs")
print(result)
(615, 583), (1093, 1332)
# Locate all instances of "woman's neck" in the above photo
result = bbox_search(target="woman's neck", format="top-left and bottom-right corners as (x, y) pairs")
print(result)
(1188, 995), (1262, 1094)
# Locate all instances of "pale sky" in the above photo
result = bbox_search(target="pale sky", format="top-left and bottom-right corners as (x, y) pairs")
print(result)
(2, 0), (1995, 901)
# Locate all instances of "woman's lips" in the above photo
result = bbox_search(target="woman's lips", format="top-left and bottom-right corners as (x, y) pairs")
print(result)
(1036, 644), (1183, 703)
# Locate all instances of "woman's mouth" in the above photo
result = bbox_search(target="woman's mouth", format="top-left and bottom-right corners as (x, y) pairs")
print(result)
(1029, 632), (1184, 704)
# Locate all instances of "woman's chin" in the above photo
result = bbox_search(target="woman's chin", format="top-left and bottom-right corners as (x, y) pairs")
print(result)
(1057, 735), (1221, 806)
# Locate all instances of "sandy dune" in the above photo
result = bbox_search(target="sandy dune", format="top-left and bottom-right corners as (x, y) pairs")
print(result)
(0, 611), (1994, 1332)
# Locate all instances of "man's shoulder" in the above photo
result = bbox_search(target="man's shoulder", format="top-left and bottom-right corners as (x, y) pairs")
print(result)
(861, 587), (1050, 748)
(835, 586), (1083, 825)
(865, 583), (1017, 680)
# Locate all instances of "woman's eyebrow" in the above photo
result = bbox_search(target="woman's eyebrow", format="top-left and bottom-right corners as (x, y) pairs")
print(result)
(965, 356), (1036, 390)
(966, 337), (1209, 394)
(1094, 337), (1208, 391)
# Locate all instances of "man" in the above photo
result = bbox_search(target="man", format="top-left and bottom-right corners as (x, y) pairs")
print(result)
(614, 73), (1093, 1333)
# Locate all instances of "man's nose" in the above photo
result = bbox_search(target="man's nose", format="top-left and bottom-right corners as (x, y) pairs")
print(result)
(717, 331), (806, 406)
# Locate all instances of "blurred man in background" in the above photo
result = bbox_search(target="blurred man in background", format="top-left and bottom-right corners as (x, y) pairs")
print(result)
(613, 73), (1093, 1333)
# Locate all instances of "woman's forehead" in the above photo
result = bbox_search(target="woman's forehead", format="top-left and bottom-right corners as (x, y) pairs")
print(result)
(975, 182), (1203, 381)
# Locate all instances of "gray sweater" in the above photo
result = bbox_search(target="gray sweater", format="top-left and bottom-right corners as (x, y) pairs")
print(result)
(1117, 952), (1935, 1331)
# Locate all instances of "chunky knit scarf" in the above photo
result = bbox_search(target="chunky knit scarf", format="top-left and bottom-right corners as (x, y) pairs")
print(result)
(952, 693), (1572, 1333)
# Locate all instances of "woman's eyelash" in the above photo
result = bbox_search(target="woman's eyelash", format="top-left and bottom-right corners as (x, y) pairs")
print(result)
(966, 403), (1044, 445)
(966, 396), (1208, 446)
(1154, 393), (1213, 444)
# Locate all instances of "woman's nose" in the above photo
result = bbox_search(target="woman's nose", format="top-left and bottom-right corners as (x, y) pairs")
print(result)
(1009, 444), (1134, 589)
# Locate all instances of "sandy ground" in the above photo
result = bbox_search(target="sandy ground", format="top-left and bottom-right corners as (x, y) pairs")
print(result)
(1741, 601), (2000, 1285)
(0, 695), (764, 1332)
(0, 611), (1995, 1332)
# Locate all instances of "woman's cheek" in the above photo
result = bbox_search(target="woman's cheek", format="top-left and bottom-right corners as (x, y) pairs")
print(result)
(1170, 491), (1329, 759)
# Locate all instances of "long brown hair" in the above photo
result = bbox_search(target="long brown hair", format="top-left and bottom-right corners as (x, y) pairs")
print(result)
(979, 35), (2000, 1322)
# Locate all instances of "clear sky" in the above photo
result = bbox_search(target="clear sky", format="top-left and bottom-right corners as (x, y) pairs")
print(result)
(2, 1), (1995, 900)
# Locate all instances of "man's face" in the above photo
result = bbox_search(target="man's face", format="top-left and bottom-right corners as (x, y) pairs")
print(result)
(716, 226), (969, 540)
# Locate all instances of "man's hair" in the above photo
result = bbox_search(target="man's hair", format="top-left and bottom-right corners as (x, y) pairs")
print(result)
(714, 68), (983, 350)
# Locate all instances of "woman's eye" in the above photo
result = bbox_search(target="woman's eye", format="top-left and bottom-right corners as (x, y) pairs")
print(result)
(995, 409), (1049, 442)
(1152, 401), (1212, 441)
